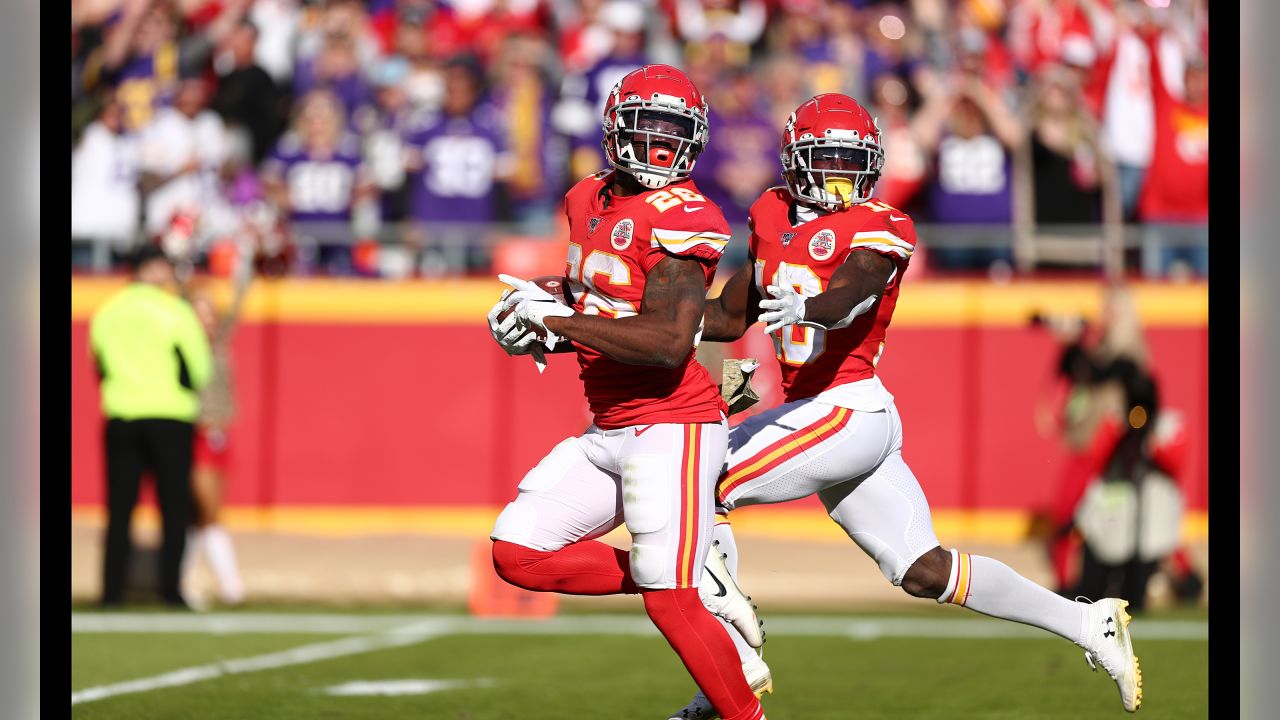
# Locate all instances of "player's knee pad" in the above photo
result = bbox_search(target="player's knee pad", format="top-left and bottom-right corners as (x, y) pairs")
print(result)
(489, 501), (539, 547)
(629, 540), (669, 588)
(621, 455), (670, 536)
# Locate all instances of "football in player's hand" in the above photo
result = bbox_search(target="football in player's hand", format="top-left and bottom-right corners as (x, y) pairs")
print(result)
(497, 275), (574, 341)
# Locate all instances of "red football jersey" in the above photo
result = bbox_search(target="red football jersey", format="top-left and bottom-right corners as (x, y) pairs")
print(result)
(562, 171), (731, 429)
(748, 187), (918, 402)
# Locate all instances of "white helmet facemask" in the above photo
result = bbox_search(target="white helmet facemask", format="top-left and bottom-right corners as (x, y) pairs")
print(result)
(605, 98), (707, 189)
(782, 129), (884, 212)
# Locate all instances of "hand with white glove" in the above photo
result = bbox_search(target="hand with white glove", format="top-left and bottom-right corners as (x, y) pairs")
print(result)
(486, 291), (540, 356)
(498, 273), (575, 345)
(758, 284), (811, 334)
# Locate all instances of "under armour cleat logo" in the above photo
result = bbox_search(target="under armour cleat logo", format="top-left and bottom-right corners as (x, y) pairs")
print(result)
(1103, 617), (1116, 638)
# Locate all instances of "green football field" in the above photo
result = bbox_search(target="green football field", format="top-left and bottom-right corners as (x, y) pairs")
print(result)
(71, 607), (1208, 719)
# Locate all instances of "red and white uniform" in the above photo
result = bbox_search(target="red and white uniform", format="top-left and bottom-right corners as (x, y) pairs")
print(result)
(747, 188), (917, 405)
(563, 170), (731, 428)
(718, 187), (940, 588)
(492, 169), (733, 590)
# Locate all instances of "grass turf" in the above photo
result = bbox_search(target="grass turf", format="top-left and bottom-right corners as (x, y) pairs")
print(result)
(72, 613), (1206, 719)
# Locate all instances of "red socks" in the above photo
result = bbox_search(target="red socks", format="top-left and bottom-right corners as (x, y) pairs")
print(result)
(491, 539), (639, 595)
(643, 588), (764, 720)
(492, 542), (762, 720)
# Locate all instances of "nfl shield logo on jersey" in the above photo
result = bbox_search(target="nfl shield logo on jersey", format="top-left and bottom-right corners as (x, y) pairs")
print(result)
(611, 219), (634, 250)
(781, 232), (796, 247)
(808, 229), (837, 261)
(589, 216), (603, 234)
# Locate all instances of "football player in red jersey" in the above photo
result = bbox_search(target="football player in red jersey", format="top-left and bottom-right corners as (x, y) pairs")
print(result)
(485, 65), (769, 720)
(668, 94), (1144, 718)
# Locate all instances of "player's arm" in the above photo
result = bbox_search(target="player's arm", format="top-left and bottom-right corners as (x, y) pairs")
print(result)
(701, 261), (762, 342)
(806, 250), (896, 327)
(543, 254), (709, 369)
(759, 249), (895, 333)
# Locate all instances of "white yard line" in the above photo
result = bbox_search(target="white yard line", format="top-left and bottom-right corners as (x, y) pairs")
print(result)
(70, 620), (450, 706)
(71, 612), (1206, 706)
(320, 678), (496, 696)
(71, 612), (1208, 640)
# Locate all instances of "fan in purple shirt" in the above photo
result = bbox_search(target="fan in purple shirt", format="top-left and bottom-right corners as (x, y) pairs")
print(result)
(692, 70), (777, 229)
(293, 31), (373, 126)
(403, 57), (510, 225)
(262, 89), (374, 275)
(402, 56), (511, 274)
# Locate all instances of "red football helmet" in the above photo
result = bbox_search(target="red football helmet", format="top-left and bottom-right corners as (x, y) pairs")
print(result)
(780, 94), (884, 211)
(602, 64), (710, 189)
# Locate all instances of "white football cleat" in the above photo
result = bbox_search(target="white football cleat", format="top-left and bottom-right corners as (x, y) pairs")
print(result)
(1080, 597), (1143, 712)
(699, 540), (765, 648)
(667, 651), (772, 720)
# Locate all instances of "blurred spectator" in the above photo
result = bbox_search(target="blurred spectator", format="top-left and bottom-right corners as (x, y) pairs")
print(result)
(554, 0), (651, 179)
(138, 76), (231, 246)
(1007, 0), (1100, 77)
(211, 19), (284, 164)
(758, 53), (809, 126)
(868, 72), (927, 213)
(914, 72), (1023, 270)
(261, 89), (375, 275)
(72, 97), (141, 271)
(1034, 284), (1202, 608)
(859, 3), (924, 103)
(247, 0), (302, 85)
(1092, 2), (1180, 221)
(553, 0), (612, 74)
(295, 0), (380, 70)
(489, 32), (568, 233)
(68, 0), (1210, 278)
(91, 245), (213, 608)
(692, 68), (776, 228)
(1135, 23), (1207, 278)
(666, 0), (768, 69)
(948, 21), (1017, 108)
(768, 0), (859, 98)
(403, 55), (511, 274)
(182, 275), (250, 608)
(361, 57), (418, 223)
(82, 0), (250, 133)
(1026, 65), (1105, 227)
(421, 0), (552, 66)
(294, 31), (373, 125)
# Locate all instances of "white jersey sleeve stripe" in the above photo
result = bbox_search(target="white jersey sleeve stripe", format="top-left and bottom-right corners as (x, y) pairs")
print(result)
(849, 240), (912, 258)
(852, 231), (914, 251)
(651, 228), (730, 255)
(652, 228), (732, 243)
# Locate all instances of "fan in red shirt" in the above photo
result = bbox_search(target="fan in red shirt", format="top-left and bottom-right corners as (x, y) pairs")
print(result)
(1136, 24), (1208, 277)
(485, 65), (769, 720)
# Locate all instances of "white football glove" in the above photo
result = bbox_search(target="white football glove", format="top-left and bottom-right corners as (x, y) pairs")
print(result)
(758, 284), (810, 334)
(498, 273), (575, 347)
(486, 292), (540, 356)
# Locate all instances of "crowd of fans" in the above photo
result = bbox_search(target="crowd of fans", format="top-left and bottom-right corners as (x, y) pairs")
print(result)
(70, 0), (1210, 278)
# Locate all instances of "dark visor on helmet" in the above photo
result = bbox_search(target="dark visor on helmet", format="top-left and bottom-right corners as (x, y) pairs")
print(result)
(628, 109), (696, 140)
(808, 145), (870, 170)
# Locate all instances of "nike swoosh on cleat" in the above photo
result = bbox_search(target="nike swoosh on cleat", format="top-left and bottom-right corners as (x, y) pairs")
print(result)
(683, 205), (704, 213)
(708, 572), (728, 598)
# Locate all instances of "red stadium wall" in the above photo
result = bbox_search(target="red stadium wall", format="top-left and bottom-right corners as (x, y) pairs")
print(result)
(70, 278), (1208, 518)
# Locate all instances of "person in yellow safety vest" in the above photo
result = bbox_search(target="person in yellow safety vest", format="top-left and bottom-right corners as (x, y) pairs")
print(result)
(90, 245), (213, 608)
